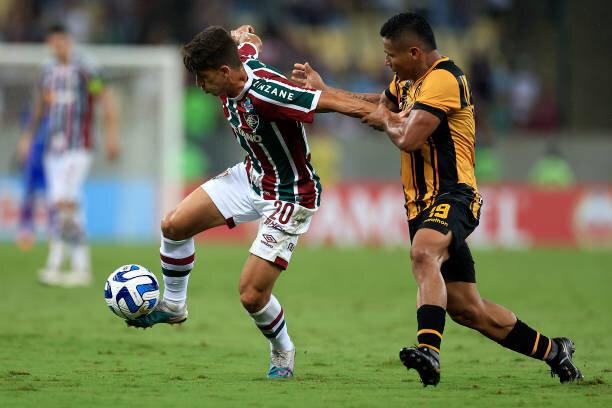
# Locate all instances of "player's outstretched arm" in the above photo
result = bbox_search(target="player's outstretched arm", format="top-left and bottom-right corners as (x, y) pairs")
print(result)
(315, 89), (377, 119)
(292, 62), (380, 104)
(231, 25), (263, 55)
(362, 104), (440, 152)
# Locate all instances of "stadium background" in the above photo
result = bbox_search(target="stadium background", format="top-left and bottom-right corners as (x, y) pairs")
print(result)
(1, 1), (612, 407)
(1, 0), (611, 249)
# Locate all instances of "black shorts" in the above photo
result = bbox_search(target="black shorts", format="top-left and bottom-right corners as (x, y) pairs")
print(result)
(408, 185), (482, 283)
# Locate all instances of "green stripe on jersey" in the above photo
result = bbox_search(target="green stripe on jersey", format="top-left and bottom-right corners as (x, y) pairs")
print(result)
(245, 59), (285, 77)
(256, 121), (297, 188)
(225, 100), (242, 129)
(251, 79), (315, 110)
(225, 102), (263, 175)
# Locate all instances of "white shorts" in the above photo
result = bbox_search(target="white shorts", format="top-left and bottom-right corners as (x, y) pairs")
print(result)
(202, 162), (316, 269)
(43, 149), (92, 204)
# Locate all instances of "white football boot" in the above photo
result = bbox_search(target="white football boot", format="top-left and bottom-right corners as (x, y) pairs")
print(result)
(38, 268), (64, 286)
(61, 270), (93, 287)
(267, 348), (295, 379)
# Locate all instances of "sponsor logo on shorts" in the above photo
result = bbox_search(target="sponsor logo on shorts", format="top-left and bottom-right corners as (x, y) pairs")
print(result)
(260, 234), (278, 249)
(287, 243), (295, 252)
(262, 234), (277, 244)
(423, 218), (449, 227)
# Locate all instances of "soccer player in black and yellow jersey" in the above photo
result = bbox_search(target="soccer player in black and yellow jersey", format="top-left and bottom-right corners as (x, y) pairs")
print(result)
(293, 12), (583, 386)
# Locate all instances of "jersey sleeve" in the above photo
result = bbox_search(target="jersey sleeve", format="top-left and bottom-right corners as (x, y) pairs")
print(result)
(249, 76), (321, 123)
(238, 42), (259, 62)
(413, 69), (461, 120)
(384, 75), (400, 106)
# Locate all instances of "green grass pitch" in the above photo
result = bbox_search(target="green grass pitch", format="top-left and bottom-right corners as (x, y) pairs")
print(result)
(1, 243), (611, 407)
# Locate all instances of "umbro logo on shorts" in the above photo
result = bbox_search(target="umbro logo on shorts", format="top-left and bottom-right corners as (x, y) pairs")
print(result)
(262, 234), (277, 244)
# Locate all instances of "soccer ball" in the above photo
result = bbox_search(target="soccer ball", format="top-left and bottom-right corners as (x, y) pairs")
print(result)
(104, 264), (160, 320)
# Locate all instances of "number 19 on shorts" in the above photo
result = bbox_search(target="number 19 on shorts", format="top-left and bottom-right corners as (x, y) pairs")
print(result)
(428, 204), (450, 219)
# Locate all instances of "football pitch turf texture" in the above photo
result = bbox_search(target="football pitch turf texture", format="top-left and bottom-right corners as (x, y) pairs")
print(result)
(1, 243), (611, 407)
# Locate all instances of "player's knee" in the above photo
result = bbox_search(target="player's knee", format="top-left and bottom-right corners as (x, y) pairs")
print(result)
(239, 286), (267, 313)
(161, 211), (190, 241)
(410, 245), (438, 267)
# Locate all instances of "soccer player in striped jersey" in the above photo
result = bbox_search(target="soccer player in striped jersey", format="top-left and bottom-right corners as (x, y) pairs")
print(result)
(126, 25), (375, 379)
(19, 24), (119, 286)
(293, 13), (582, 386)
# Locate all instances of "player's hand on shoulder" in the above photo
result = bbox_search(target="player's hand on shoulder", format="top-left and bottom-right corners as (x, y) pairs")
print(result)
(231, 25), (260, 45)
(231, 25), (262, 54)
(231, 25), (255, 42)
(291, 62), (326, 90)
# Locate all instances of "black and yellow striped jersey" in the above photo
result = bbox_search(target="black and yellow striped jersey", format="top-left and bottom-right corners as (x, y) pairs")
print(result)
(385, 57), (478, 220)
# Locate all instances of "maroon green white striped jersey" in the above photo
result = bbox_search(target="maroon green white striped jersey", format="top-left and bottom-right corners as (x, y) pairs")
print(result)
(41, 52), (102, 153)
(219, 42), (322, 209)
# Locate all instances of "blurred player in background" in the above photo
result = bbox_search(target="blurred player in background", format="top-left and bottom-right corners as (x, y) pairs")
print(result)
(293, 12), (583, 386)
(18, 24), (119, 287)
(16, 110), (48, 251)
(126, 25), (374, 379)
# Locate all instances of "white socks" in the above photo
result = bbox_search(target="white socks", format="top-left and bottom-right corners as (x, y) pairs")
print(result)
(46, 238), (65, 271)
(250, 295), (294, 351)
(71, 244), (91, 274)
(47, 204), (90, 274)
(163, 274), (191, 303)
(160, 236), (195, 305)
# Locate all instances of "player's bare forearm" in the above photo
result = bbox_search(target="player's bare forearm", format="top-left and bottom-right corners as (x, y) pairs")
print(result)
(316, 90), (377, 118)
(333, 89), (380, 103)
(380, 110), (409, 150)
(380, 109), (441, 152)
(317, 85), (379, 104)
(291, 63), (380, 104)
(362, 104), (439, 152)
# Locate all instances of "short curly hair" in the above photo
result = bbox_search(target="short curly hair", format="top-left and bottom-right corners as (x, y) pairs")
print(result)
(183, 26), (241, 73)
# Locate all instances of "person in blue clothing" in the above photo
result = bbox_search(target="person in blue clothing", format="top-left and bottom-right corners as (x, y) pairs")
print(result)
(16, 112), (48, 251)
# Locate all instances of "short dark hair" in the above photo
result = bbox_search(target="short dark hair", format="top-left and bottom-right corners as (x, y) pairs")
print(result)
(182, 26), (241, 73)
(380, 12), (437, 51)
(47, 23), (68, 36)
